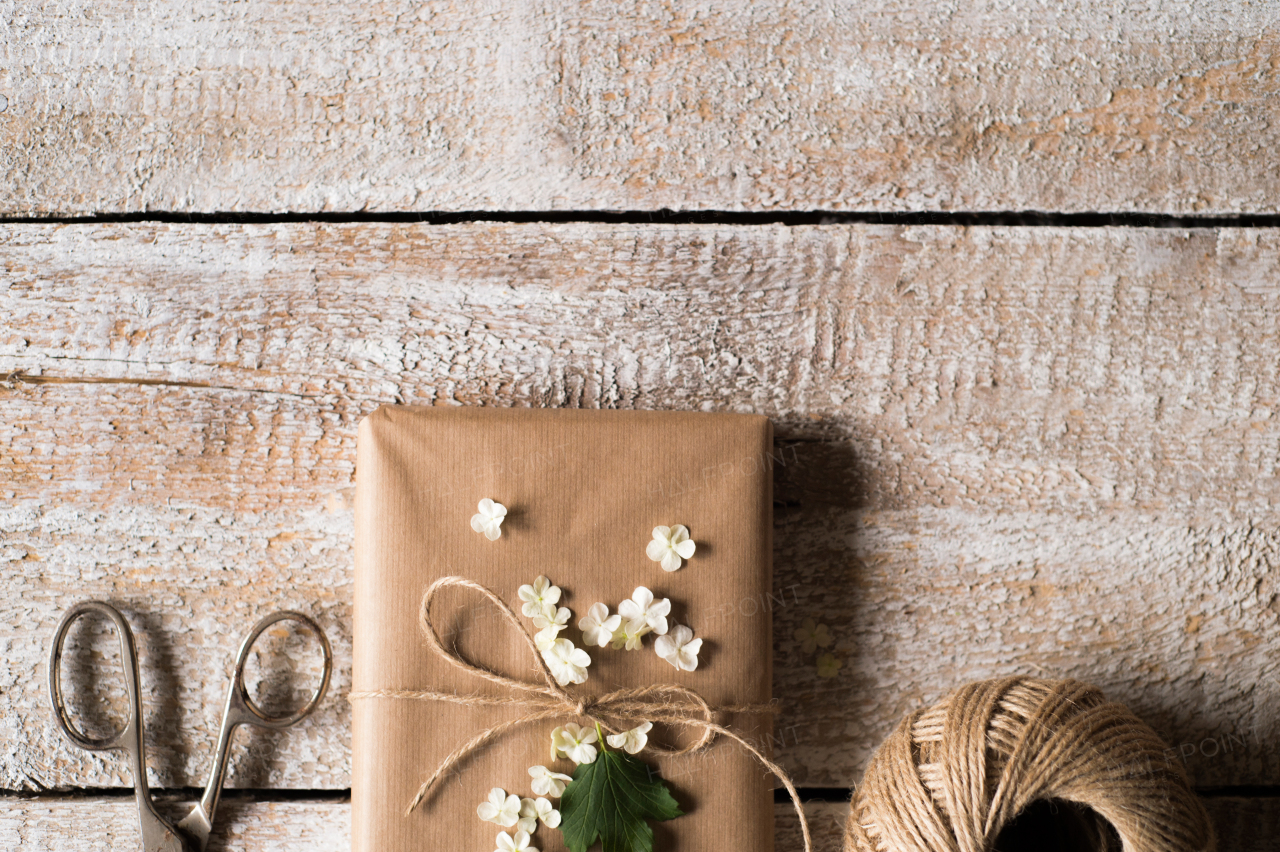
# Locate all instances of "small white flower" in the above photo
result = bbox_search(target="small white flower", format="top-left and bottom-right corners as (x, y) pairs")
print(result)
(817, 652), (843, 678)
(532, 604), (570, 632)
(471, 498), (508, 541)
(646, 524), (696, 572)
(528, 765), (573, 798)
(517, 798), (538, 834)
(477, 787), (522, 827)
(551, 722), (599, 765)
(618, 586), (671, 637)
(605, 721), (653, 755)
(610, 618), (647, 651)
(518, 576), (562, 619)
(541, 638), (591, 686)
(518, 796), (561, 832)
(534, 625), (560, 652)
(793, 618), (833, 655)
(654, 624), (702, 672)
(578, 602), (622, 648)
(495, 830), (537, 852)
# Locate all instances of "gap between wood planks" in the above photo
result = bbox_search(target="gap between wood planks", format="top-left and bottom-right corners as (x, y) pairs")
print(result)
(0, 787), (351, 802)
(5, 210), (1280, 228)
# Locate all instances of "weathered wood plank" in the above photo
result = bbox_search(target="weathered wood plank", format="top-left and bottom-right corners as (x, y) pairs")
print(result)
(5, 221), (1280, 455)
(3, 223), (1278, 791)
(1, 798), (1272, 852)
(0, 797), (354, 852)
(5, 3), (1280, 215)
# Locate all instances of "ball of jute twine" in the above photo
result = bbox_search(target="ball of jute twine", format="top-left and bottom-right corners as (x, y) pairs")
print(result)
(845, 677), (1215, 852)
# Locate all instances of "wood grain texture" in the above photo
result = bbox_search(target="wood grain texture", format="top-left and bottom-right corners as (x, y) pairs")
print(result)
(3, 223), (1278, 793)
(0, 797), (354, 852)
(2, 798), (1274, 852)
(5, 2), (1280, 215)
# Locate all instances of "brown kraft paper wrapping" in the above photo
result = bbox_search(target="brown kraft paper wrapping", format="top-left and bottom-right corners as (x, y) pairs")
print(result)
(352, 406), (776, 852)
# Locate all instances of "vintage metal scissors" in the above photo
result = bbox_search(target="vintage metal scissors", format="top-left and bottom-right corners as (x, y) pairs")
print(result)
(49, 601), (333, 852)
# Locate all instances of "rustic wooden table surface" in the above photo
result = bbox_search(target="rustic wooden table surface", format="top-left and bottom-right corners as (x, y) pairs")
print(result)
(3, 2), (1279, 850)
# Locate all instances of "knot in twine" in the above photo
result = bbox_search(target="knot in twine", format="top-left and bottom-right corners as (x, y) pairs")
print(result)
(845, 677), (1215, 852)
(348, 576), (812, 852)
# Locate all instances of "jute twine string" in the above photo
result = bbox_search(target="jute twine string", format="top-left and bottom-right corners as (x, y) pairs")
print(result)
(845, 676), (1215, 852)
(348, 576), (813, 852)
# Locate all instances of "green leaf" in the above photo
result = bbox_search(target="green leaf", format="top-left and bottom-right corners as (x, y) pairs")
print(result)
(558, 747), (683, 852)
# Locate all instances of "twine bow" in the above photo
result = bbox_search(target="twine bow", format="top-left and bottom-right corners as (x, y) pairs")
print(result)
(348, 575), (812, 852)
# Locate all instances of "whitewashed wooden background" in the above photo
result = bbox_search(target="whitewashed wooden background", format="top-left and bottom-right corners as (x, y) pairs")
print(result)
(3, 2), (1280, 850)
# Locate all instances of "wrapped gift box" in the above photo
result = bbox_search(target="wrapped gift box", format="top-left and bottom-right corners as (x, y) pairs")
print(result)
(352, 406), (776, 852)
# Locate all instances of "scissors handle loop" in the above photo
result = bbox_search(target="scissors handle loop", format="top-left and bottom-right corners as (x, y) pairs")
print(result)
(178, 609), (333, 851)
(48, 601), (144, 753)
(229, 609), (333, 728)
(48, 601), (188, 852)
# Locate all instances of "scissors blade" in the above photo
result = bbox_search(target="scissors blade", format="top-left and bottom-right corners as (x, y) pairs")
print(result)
(140, 807), (192, 852)
(174, 804), (213, 852)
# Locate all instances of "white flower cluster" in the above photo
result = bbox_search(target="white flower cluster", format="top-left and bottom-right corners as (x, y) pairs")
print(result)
(477, 787), (559, 852)
(478, 760), (584, 852)
(550, 720), (652, 765)
(579, 586), (702, 672)
(519, 575), (592, 686)
(479, 721), (651, 852)
(465, 505), (717, 850)
(518, 577), (704, 680)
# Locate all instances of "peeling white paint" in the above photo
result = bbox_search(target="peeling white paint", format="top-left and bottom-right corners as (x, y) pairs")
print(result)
(4, 2), (1280, 215)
